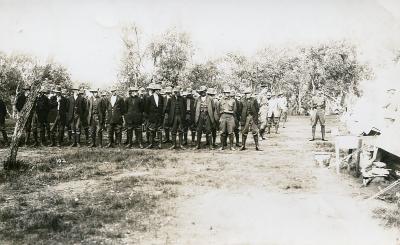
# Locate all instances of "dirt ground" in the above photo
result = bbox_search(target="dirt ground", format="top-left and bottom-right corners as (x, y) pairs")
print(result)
(1, 116), (399, 244)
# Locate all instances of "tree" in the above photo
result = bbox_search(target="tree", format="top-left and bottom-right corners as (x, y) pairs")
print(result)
(118, 23), (147, 89)
(149, 29), (193, 86)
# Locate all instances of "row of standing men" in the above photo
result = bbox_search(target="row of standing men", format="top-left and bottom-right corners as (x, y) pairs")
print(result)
(2, 83), (288, 150)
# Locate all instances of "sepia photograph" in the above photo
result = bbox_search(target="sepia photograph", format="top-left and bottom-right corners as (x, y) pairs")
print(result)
(1, 0), (400, 244)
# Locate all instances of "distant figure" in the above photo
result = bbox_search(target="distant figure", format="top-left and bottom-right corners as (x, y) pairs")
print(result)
(309, 88), (327, 141)
(0, 97), (9, 146)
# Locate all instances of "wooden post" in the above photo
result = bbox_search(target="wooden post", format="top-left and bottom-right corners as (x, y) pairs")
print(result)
(4, 78), (42, 170)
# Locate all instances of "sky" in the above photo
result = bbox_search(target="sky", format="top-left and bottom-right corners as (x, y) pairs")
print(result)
(0, 0), (400, 88)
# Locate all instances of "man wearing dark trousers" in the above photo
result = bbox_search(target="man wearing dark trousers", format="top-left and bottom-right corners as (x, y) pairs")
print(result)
(124, 86), (144, 148)
(183, 88), (196, 146)
(16, 86), (31, 146)
(194, 86), (215, 150)
(105, 88), (125, 148)
(145, 84), (164, 149)
(0, 97), (9, 146)
(240, 88), (261, 151)
(88, 89), (106, 147)
(67, 88), (86, 147)
(163, 86), (172, 144)
(166, 86), (186, 150)
(49, 87), (68, 147)
(218, 87), (237, 151)
(35, 87), (50, 147)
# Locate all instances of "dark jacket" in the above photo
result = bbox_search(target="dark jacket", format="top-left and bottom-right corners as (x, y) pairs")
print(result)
(185, 95), (196, 122)
(240, 97), (259, 125)
(35, 94), (50, 123)
(51, 95), (69, 125)
(165, 95), (186, 126)
(124, 95), (144, 126)
(145, 94), (164, 124)
(194, 96), (215, 125)
(105, 95), (125, 124)
(0, 98), (6, 124)
(87, 96), (107, 125)
(48, 96), (58, 123)
(15, 92), (26, 112)
(67, 95), (86, 123)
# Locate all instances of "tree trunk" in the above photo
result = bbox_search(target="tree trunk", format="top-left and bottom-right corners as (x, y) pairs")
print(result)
(4, 79), (42, 170)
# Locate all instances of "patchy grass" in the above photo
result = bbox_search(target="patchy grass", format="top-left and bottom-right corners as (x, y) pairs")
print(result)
(0, 149), (178, 244)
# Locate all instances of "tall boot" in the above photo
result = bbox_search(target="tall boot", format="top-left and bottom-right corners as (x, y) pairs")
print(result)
(68, 130), (72, 144)
(71, 134), (77, 147)
(85, 128), (90, 145)
(229, 134), (236, 151)
(107, 131), (114, 148)
(254, 134), (262, 151)
(145, 130), (150, 144)
(33, 130), (39, 147)
(163, 129), (170, 143)
(235, 131), (241, 147)
(321, 125), (327, 141)
(220, 135), (226, 150)
(169, 134), (177, 150)
(195, 132), (202, 149)
(223, 135), (227, 147)
(76, 133), (81, 147)
(127, 129), (133, 148)
(90, 131), (97, 148)
(267, 125), (271, 134)
(191, 131), (196, 146)
(58, 128), (64, 147)
(157, 131), (162, 149)
(40, 129), (46, 147)
(240, 134), (247, 151)
(99, 132), (103, 148)
(275, 123), (279, 134)
(25, 131), (31, 146)
(259, 128), (265, 140)
(50, 134), (56, 147)
(146, 132), (154, 149)
(137, 130), (144, 149)
(207, 135), (214, 150)
(183, 132), (188, 146)
(178, 133), (185, 150)
(309, 126), (316, 141)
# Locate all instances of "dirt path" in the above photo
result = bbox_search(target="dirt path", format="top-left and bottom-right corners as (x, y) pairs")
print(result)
(156, 116), (399, 245)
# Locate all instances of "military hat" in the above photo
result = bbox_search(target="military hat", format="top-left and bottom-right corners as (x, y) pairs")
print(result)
(260, 83), (267, 88)
(165, 86), (173, 93)
(129, 86), (139, 91)
(230, 90), (236, 96)
(197, 86), (207, 92)
(71, 87), (79, 91)
(23, 86), (31, 91)
(79, 89), (85, 94)
(90, 88), (99, 93)
(223, 87), (231, 93)
(207, 88), (216, 95)
(159, 89), (166, 95)
(173, 86), (181, 92)
(266, 92), (272, 97)
(101, 91), (108, 96)
(244, 88), (252, 94)
(53, 86), (62, 93)
(186, 88), (192, 93)
(139, 87), (145, 92)
(181, 91), (188, 96)
(153, 84), (162, 90)
(146, 83), (154, 90)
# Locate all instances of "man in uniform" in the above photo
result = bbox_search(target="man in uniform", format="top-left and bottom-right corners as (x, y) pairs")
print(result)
(16, 86), (31, 145)
(145, 84), (164, 149)
(165, 86), (186, 150)
(35, 86), (50, 146)
(182, 88), (196, 146)
(67, 88), (86, 147)
(105, 88), (125, 148)
(87, 89), (106, 147)
(163, 86), (173, 144)
(266, 92), (281, 134)
(309, 88), (327, 141)
(194, 86), (215, 150)
(0, 96), (9, 146)
(231, 90), (242, 147)
(278, 92), (288, 128)
(240, 88), (261, 151)
(218, 87), (237, 150)
(80, 89), (90, 145)
(207, 88), (219, 148)
(124, 86), (144, 148)
(49, 87), (68, 147)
